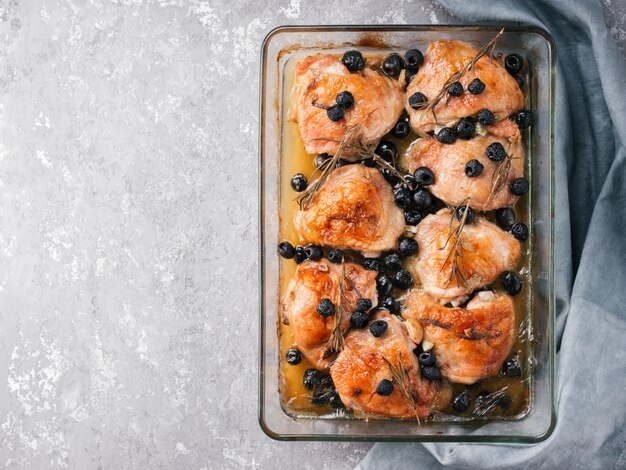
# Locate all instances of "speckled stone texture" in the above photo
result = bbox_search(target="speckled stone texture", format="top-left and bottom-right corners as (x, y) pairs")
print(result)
(0, 1), (623, 469)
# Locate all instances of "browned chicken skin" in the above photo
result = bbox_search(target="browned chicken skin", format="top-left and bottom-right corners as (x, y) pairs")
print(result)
(409, 209), (521, 305)
(294, 165), (405, 255)
(282, 259), (377, 370)
(403, 290), (516, 384)
(402, 120), (525, 211)
(331, 311), (450, 418)
(289, 54), (404, 156)
(406, 40), (524, 133)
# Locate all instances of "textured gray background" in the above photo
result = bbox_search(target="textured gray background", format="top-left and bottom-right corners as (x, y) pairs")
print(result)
(0, 1), (623, 469)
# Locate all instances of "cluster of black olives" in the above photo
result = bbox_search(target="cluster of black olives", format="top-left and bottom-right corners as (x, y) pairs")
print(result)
(278, 241), (346, 266)
(301, 368), (344, 409)
(380, 48), (424, 85)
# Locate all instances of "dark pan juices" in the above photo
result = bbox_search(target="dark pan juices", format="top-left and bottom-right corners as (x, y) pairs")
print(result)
(278, 51), (532, 421)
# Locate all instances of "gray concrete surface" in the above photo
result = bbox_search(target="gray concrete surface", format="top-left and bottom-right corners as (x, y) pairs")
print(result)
(0, 1), (623, 469)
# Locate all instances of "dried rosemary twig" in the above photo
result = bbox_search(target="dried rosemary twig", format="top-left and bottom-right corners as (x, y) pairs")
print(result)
(473, 386), (509, 416)
(439, 200), (471, 288)
(382, 352), (420, 423)
(486, 148), (520, 205)
(324, 261), (348, 358)
(296, 110), (410, 209)
(297, 113), (375, 210)
(413, 28), (505, 124)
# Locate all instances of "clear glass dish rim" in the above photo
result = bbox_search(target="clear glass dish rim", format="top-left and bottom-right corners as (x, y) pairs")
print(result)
(258, 24), (556, 442)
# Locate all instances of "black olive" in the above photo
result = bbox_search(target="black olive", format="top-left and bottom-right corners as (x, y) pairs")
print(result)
(452, 392), (470, 412)
(335, 90), (354, 109)
(510, 177), (530, 196)
(468, 78), (486, 94)
(356, 298), (373, 312)
(278, 241), (296, 259)
(383, 53), (404, 77)
(393, 270), (413, 290)
(350, 310), (369, 328)
(515, 109), (533, 129)
(476, 108), (495, 126)
(448, 81), (463, 97)
(391, 116), (411, 139)
(315, 153), (331, 168)
(456, 205), (476, 224)
(375, 140), (398, 164)
(504, 53), (524, 74)
(342, 50), (365, 72)
(362, 258), (380, 272)
(285, 348), (302, 365)
(326, 104), (344, 122)
(500, 271), (523, 295)
(413, 167), (435, 186)
(376, 379), (394, 396)
(404, 49), (424, 70)
(327, 248), (344, 264)
(303, 368), (322, 390)
(436, 127), (457, 145)
(304, 244), (323, 260)
(398, 236), (419, 257)
(370, 320), (388, 337)
(291, 173), (308, 192)
(376, 273), (393, 296)
(380, 296), (400, 314)
(418, 351), (436, 366)
(316, 298), (336, 318)
(383, 252), (403, 272)
(465, 159), (484, 177)
(511, 222), (529, 242)
(421, 365), (442, 381)
(408, 92), (427, 109)
(486, 142), (507, 162)
(455, 117), (476, 139)
(412, 188), (434, 211)
(404, 209), (423, 226)
(495, 208), (516, 230)
(393, 187), (413, 209)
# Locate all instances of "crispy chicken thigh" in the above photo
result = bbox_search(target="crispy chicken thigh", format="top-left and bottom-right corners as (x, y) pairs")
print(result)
(403, 290), (516, 384)
(331, 311), (450, 418)
(402, 120), (525, 211)
(289, 54), (404, 156)
(283, 259), (377, 370)
(406, 40), (524, 133)
(409, 210), (521, 304)
(294, 165), (405, 255)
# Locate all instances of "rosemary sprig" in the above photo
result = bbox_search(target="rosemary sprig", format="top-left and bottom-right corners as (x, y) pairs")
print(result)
(296, 110), (410, 209)
(413, 28), (504, 124)
(324, 260), (348, 358)
(439, 201), (471, 288)
(297, 114), (374, 210)
(486, 148), (520, 205)
(473, 386), (509, 416)
(382, 352), (420, 423)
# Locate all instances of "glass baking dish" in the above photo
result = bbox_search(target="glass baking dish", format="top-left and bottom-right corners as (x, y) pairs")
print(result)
(259, 25), (555, 442)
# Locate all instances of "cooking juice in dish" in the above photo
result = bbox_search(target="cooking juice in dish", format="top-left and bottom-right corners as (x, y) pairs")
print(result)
(278, 51), (532, 420)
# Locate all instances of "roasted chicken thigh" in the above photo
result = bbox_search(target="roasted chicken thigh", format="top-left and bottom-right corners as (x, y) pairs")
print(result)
(403, 290), (516, 384)
(331, 311), (450, 418)
(289, 54), (404, 156)
(409, 209), (521, 304)
(406, 40), (523, 133)
(282, 259), (378, 370)
(294, 165), (405, 255)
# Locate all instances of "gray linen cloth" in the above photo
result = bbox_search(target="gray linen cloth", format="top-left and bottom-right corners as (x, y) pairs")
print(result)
(358, 0), (626, 468)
